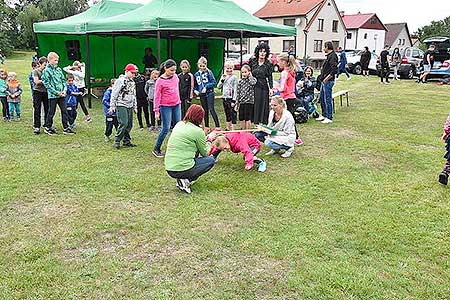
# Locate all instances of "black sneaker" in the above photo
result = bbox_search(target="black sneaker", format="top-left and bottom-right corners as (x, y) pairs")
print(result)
(152, 149), (164, 158)
(176, 179), (192, 194)
(44, 127), (56, 135)
(438, 172), (448, 185)
(123, 143), (137, 148)
(33, 127), (40, 135)
(63, 128), (76, 135)
(113, 142), (120, 149)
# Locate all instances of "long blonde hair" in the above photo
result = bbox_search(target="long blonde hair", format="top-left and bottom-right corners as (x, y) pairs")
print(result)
(278, 53), (298, 72)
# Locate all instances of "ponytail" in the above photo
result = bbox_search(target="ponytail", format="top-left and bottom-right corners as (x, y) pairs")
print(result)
(279, 53), (299, 71)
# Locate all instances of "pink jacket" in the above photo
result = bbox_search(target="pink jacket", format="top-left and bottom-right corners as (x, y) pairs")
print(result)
(153, 75), (181, 114)
(209, 132), (261, 167)
(279, 70), (296, 100)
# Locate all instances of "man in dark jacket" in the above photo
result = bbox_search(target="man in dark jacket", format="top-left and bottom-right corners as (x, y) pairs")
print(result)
(316, 41), (338, 124)
(379, 45), (391, 84)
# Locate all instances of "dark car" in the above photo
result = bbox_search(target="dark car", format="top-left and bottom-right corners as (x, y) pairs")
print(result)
(423, 37), (450, 78)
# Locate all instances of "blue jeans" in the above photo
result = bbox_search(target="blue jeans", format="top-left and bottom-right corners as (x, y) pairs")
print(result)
(254, 132), (291, 151)
(336, 65), (350, 78)
(167, 156), (216, 181)
(318, 80), (334, 120)
(155, 104), (181, 151)
(8, 102), (21, 119)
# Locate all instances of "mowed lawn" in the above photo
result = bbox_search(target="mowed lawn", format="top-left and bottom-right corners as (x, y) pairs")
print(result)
(0, 51), (449, 300)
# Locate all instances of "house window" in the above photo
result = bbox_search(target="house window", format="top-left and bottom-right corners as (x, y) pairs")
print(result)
(283, 40), (295, 52)
(398, 39), (402, 45)
(364, 33), (368, 39)
(347, 32), (352, 39)
(314, 40), (323, 52)
(332, 40), (340, 50)
(318, 19), (324, 31)
(402, 39), (406, 45)
(371, 17), (376, 24)
(332, 20), (338, 32)
(283, 18), (295, 27)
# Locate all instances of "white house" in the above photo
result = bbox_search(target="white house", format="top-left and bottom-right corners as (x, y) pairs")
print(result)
(385, 23), (413, 50)
(343, 13), (387, 53)
(250, 0), (347, 68)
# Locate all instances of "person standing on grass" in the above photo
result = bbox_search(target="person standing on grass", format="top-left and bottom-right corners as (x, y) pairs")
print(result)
(109, 63), (138, 149)
(218, 61), (238, 131)
(255, 97), (296, 158)
(135, 71), (151, 130)
(438, 112), (450, 185)
(235, 65), (257, 130)
(42, 52), (74, 135)
(165, 104), (216, 194)
(391, 48), (402, 80)
(419, 44), (435, 84)
(194, 56), (220, 133)
(63, 61), (92, 122)
(336, 47), (351, 81)
(0, 69), (9, 121)
(178, 60), (194, 119)
(5, 72), (22, 121)
(102, 79), (118, 142)
(277, 53), (303, 145)
(28, 61), (38, 100)
(249, 43), (273, 125)
(379, 45), (391, 85)
(32, 57), (49, 134)
(360, 46), (371, 77)
(152, 59), (182, 158)
(65, 74), (81, 129)
(316, 41), (338, 124)
(144, 69), (161, 131)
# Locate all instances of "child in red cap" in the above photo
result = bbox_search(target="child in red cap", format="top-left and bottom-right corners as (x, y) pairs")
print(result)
(109, 63), (138, 149)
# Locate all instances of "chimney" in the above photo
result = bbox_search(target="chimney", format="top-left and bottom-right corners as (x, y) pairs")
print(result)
(340, 11), (345, 17)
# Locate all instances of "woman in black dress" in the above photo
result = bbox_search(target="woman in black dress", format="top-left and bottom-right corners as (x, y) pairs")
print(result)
(360, 46), (371, 77)
(249, 43), (273, 125)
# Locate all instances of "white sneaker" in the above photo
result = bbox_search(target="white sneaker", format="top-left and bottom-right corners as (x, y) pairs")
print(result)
(315, 116), (325, 121)
(176, 179), (192, 194)
(265, 149), (279, 156)
(347, 76), (351, 81)
(321, 118), (333, 124)
(281, 147), (294, 158)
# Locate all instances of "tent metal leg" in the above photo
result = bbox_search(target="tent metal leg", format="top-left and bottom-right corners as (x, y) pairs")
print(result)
(85, 33), (92, 109)
(157, 30), (161, 66)
(112, 35), (116, 78)
(239, 31), (243, 76)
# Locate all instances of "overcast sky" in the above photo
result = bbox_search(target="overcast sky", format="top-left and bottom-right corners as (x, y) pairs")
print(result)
(114, 0), (450, 33)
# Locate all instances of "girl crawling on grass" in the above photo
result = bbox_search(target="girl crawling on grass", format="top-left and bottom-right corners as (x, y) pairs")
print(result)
(209, 132), (266, 172)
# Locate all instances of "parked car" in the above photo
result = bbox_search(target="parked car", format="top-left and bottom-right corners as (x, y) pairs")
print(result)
(423, 36), (450, 78)
(346, 50), (379, 75)
(375, 47), (424, 79)
(234, 53), (280, 72)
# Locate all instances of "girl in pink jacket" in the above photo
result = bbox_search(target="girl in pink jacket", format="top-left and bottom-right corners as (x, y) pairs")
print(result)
(439, 113), (450, 185)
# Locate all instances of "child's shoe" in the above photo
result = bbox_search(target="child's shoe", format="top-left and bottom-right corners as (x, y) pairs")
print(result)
(258, 160), (267, 172)
(63, 128), (76, 135)
(295, 138), (303, 146)
(438, 171), (449, 185)
(176, 179), (192, 194)
(104, 135), (110, 142)
(113, 142), (120, 149)
(33, 127), (40, 135)
(157, 125), (162, 131)
(149, 126), (156, 132)
(265, 149), (279, 156)
(16, 117), (21, 121)
(281, 147), (294, 158)
(152, 149), (164, 158)
(85, 116), (92, 123)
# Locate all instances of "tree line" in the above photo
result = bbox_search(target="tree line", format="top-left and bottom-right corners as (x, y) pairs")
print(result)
(0, 0), (88, 55)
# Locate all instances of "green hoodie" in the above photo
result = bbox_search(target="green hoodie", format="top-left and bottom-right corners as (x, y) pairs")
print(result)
(0, 78), (7, 97)
(42, 64), (66, 99)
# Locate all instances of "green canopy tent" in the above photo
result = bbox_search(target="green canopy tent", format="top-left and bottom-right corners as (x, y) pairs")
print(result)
(34, 0), (296, 106)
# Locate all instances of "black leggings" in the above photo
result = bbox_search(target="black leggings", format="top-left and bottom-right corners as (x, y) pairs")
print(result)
(380, 65), (390, 82)
(77, 88), (89, 116)
(200, 93), (220, 128)
(137, 98), (150, 128)
(1, 96), (9, 119)
(285, 98), (299, 139)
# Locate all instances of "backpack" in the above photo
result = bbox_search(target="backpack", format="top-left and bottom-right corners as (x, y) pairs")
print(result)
(293, 106), (309, 124)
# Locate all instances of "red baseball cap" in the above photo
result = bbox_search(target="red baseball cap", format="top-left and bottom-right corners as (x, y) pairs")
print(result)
(124, 63), (138, 73)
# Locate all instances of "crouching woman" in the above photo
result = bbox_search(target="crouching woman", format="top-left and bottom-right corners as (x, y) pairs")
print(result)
(165, 104), (216, 193)
(255, 97), (296, 158)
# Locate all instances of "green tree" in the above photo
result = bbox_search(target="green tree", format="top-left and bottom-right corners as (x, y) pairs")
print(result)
(417, 16), (450, 42)
(17, 4), (45, 49)
(38, 0), (88, 21)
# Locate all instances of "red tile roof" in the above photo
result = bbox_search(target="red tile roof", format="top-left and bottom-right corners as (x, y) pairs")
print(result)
(254, 0), (324, 18)
(342, 13), (387, 31)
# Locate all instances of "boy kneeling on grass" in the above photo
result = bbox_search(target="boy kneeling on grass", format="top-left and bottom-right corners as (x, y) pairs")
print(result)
(209, 132), (266, 172)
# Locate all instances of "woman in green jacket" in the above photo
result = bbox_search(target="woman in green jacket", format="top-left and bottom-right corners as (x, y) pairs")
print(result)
(165, 104), (215, 194)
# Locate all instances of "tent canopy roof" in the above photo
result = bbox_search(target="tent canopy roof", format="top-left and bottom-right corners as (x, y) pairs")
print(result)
(33, 0), (143, 34)
(85, 0), (296, 38)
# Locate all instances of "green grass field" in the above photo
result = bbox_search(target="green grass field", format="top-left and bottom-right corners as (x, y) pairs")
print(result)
(0, 51), (449, 299)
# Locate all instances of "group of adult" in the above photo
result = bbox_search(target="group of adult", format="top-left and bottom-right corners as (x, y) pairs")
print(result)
(165, 41), (339, 192)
